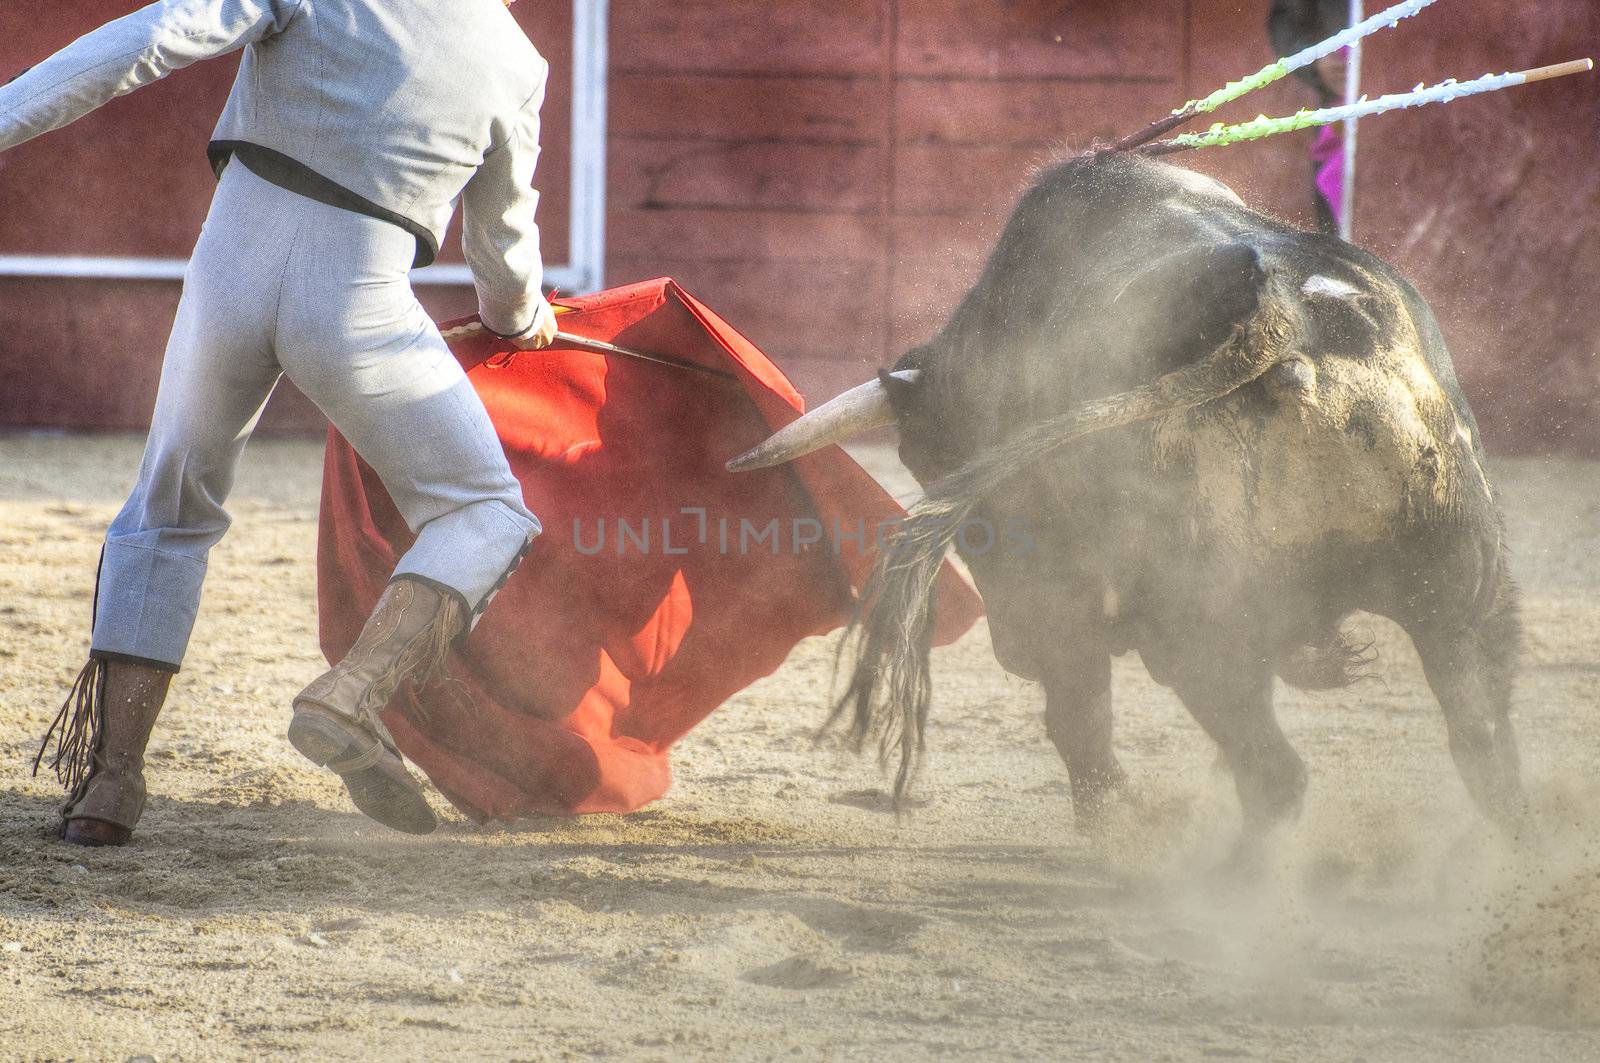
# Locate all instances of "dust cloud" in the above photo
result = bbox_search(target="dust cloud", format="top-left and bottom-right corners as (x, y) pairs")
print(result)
(0, 436), (1596, 1059)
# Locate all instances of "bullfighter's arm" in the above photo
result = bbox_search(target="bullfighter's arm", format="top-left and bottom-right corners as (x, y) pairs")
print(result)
(0, 0), (304, 153)
(460, 60), (556, 347)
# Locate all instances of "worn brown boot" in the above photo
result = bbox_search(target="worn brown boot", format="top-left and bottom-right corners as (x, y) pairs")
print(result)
(289, 577), (466, 835)
(37, 658), (175, 847)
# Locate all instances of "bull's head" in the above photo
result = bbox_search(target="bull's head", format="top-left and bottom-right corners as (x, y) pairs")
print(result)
(725, 369), (922, 472)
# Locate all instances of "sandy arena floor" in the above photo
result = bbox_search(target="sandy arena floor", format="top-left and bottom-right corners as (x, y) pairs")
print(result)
(1, 433), (1598, 1061)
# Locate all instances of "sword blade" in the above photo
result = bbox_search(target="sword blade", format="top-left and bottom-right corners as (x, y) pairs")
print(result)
(440, 319), (741, 384)
(552, 331), (738, 383)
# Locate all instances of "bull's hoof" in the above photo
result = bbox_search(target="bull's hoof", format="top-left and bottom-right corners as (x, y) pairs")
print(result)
(1068, 765), (1132, 838)
(1207, 822), (1298, 886)
(1070, 773), (1137, 838)
(1214, 835), (1272, 881)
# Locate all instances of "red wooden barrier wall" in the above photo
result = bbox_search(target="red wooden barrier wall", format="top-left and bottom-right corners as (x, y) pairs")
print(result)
(1, 1), (1596, 453)
(0, 0), (574, 431)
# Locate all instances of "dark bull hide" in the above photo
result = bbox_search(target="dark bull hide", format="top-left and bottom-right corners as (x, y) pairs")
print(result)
(731, 152), (1522, 844)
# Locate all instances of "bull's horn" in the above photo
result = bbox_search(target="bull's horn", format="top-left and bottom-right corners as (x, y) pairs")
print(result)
(726, 370), (921, 472)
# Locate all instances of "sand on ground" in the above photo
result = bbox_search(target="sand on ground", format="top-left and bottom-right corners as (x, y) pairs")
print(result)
(1, 433), (1598, 1061)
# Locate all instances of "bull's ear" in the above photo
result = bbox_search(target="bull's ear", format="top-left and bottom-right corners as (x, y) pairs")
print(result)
(877, 366), (923, 417)
(1116, 242), (1267, 371)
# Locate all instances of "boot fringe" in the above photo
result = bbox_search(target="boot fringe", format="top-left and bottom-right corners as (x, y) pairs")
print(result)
(33, 658), (107, 793)
(405, 673), (478, 729)
(365, 594), (467, 728)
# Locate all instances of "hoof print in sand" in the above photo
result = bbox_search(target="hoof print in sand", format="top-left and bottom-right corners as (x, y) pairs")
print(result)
(742, 955), (854, 990)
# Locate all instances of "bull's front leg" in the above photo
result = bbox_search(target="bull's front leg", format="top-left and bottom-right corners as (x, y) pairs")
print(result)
(1033, 586), (1127, 833)
(1044, 676), (1128, 832)
(979, 569), (1126, 831)
(960, 505), (1127, 831)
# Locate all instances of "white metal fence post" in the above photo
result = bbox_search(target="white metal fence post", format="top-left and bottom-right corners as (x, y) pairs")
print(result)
(1341, 0), (1362, 241)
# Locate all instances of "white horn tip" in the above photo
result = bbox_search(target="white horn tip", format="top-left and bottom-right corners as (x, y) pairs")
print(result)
(725, 450), (770, 473)
(724, 369), (921, 474)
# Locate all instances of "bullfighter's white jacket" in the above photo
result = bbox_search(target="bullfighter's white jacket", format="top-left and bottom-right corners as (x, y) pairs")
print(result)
(0, 0), (550, 336)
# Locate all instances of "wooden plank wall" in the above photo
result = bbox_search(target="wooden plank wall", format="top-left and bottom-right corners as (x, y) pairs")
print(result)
(605, 0), (1207, 401)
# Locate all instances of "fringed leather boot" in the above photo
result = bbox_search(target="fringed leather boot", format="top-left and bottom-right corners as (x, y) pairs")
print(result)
(289, 576), (466, 835)
(36, 657), (175, 847)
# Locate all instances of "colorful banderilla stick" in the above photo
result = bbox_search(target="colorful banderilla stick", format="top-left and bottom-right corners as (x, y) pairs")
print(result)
(1109, 0), (1441, 152)
(1140, 58), (1594, 156)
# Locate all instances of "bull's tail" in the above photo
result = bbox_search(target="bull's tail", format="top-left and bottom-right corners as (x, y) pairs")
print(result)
(829, 491), (959, 800)
(832, 268), (1298, 805)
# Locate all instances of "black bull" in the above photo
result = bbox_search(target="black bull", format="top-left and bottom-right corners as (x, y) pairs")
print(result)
(735, 151), (1523, 842)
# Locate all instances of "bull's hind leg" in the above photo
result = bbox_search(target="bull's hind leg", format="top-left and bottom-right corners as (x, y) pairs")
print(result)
(1404, 589), (1524, 828)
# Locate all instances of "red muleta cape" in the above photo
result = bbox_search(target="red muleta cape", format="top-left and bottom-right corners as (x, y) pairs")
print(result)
(317, 278), (983, 819)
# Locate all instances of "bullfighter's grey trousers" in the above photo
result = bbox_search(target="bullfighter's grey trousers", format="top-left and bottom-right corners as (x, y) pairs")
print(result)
(92, 162), (541, 670)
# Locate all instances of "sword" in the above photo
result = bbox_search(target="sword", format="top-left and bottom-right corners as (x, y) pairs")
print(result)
(439, 319), (738, 384)
(553, 331), (738, 383)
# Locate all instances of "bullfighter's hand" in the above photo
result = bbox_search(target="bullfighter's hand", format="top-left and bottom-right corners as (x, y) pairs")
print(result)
(509, 296), (559, 351)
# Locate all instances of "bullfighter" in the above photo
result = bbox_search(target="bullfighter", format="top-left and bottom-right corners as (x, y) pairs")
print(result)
(1, 0), (557, 844)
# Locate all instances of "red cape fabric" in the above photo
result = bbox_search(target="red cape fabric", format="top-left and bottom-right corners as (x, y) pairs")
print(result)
(317, 278), (983, 818)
